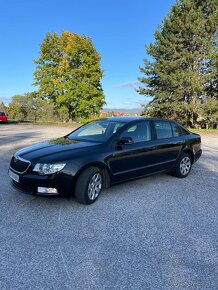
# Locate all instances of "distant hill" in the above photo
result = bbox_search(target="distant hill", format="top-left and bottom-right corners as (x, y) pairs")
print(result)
(102, 107), (142, 114)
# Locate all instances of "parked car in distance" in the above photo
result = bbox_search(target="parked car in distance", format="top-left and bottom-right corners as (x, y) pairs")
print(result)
(9, 117), (202, 204)
(0, 111), (8, 123)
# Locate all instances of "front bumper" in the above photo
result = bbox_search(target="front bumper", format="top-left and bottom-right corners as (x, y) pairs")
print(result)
(11, 180), (59, 196)
(9, 169), (74, 196)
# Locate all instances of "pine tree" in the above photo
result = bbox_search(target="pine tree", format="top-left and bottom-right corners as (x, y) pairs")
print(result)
(138, 0), (218, 127)
(34, 31), (105, 120)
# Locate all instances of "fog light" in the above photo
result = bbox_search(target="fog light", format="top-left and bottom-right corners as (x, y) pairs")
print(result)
(37, 187), (58, 195)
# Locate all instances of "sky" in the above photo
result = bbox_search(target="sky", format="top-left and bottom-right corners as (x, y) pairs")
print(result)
(0, 0), (175, 109)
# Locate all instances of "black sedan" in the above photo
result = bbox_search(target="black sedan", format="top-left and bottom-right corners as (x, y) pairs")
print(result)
(9, 117), (202, 204)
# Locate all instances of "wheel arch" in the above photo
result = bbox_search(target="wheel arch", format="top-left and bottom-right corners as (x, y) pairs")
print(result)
(74, 162), (111, 189)
(182, 148), (194, 163)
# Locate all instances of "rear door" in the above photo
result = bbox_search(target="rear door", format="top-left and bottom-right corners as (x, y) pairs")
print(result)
(152, 120), (184, 170)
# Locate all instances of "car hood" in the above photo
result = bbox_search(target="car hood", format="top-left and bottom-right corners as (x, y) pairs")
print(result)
(15, 137), (101, 163)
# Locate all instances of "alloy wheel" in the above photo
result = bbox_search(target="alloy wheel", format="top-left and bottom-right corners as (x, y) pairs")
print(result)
(180, 156), (191, 176)
(88, 172), (102, 200)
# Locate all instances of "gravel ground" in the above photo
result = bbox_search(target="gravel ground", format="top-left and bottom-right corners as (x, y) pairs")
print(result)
(0, 124), (217, 290)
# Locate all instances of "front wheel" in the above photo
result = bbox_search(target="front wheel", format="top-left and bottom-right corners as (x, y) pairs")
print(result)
(171, 153), (192, 178)
(75, 167), (103, 205)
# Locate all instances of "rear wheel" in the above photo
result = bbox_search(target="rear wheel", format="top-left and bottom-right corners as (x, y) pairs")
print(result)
(171, 153), (192, 178)
(75, 167), (103, 205)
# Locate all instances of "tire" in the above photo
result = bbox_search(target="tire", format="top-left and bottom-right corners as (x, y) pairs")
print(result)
(75, 167), (103, 205)
(171, 152), (192, 178)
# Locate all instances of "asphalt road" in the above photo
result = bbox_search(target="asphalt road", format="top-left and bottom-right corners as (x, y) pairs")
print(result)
(0, 124), (217, 290)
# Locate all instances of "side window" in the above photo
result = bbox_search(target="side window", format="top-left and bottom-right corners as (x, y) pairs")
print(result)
(113, 123), (125, 134)
(120, 121), (151, 143)
(154, 121), (173, 139)
(171, 123), (182, 137)
(171, 122), (189, 136)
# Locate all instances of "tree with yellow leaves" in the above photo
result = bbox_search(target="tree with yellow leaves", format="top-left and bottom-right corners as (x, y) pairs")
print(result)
(34, 31), (105, 120)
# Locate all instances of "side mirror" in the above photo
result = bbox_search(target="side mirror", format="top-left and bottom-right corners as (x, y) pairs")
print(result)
(118, 137), (134, 145)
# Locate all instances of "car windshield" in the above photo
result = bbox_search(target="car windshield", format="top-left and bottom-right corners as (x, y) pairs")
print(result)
(67, 120), (126, 142)
(0, 111), (6, 116)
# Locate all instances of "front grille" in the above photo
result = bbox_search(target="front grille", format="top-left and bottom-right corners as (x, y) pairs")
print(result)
(10, 156), (31, 173)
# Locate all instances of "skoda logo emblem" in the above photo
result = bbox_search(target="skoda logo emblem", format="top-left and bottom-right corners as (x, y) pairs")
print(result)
(14, 155), (19, 163)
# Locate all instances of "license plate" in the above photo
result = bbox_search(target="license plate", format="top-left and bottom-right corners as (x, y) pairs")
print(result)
(9, 170), (19, 183)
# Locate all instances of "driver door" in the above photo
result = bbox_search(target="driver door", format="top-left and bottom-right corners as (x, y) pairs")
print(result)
(108, 120), (157, 182)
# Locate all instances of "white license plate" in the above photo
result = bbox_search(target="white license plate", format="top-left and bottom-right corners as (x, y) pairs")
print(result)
(9, 170), (19, 183)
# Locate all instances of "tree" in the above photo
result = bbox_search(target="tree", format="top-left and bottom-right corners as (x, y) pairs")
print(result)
(8, 95), (29, 120)
(138, 0), (218, 127)
(7, 93), (55, 121)
(0, 101), (7, 112)
(200, 98), (218, 128)
(34, 31), (105, 120)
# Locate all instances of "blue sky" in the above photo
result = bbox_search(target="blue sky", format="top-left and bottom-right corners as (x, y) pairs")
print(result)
(0, 0), (175, 109)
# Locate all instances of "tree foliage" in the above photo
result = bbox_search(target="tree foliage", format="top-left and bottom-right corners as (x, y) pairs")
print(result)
(138, 0), (218, 128)
(34, 31), (105, 120)
(0, 101), (7, 112)
(7, 93), (55, 121)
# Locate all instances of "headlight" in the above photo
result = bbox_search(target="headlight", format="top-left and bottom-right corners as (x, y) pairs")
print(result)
(33, 163), (66, 175)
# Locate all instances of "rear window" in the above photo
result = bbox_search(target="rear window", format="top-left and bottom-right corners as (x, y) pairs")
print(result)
(171, 122), (189, 136)
(154, 121), (173, 139)
(0, 111), (6, 116)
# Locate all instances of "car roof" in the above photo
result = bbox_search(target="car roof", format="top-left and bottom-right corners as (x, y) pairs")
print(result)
(105, 116), (144, 122)
(100, 116), (177, 123)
